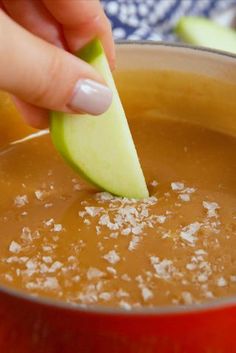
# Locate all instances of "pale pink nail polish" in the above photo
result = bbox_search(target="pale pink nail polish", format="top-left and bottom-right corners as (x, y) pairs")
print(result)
(68, 79), (113, 115)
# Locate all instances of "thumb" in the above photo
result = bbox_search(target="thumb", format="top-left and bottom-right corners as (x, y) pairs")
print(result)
(0, 10), (113, 116)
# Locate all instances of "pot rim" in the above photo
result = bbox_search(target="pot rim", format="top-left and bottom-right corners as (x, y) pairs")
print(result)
(2, 40), (236, 316)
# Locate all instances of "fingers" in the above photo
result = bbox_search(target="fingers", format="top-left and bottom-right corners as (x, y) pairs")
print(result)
(43, 0), (115, 69)
(0, 11), (112, 119)
(11, 97), (49, 129)
(2, 0), (66, 48)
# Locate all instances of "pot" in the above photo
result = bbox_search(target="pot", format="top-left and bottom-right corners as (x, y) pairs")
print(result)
(0, 42), (236, 353)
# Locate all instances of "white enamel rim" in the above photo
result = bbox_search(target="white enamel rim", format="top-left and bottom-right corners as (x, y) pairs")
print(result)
(1, 42), (236, 316)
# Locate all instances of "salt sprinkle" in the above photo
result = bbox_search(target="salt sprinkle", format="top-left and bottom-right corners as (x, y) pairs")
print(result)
(103, 250), (120, 265)
(203, 201), (220, 218)
(180, 222), (201, 245)
(119, 300), (131, 310)
(53, 224), (62, 232)
(4, 274), (13, 282)
(14, 195), (28, 207)
(156, 215), (166, 224)
(99, 292), (112, 301)
(182, 291), (193, 305)
(230, 275), (236, 282)
(141, 287), (153, 301)
(35, 190), (44, 200)
(106, 266), (117, 275)
(43, 277), (59, 290)
(150, 180), (158, 187)
(42, 256), (52, 264)
(171, 182), (185, 191)
(150, 256), (175, 280)
(44, 203), (53, 208)
(43, 218), (54, 227)
(128, 236), (140, 251)
(179, 194), (190, 202)
(121, 274), (131, 282)
(216, 277), (228, 287)
(87, 267), (105, 280)
(9, 241), (21, 254)
(49, 261), (63, 272)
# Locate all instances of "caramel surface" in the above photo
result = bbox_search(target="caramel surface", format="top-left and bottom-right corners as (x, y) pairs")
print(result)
(0, 101), (236, 309)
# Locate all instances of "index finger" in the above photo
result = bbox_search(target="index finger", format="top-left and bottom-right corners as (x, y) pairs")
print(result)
(43, 0), (115, 69)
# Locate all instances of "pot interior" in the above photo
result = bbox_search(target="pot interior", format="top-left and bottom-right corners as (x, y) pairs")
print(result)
(0, 43), (236, 313)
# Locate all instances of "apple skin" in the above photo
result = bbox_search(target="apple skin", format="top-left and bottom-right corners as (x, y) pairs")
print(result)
(176, 17), (236, 54)
(50, 39), (149, 199)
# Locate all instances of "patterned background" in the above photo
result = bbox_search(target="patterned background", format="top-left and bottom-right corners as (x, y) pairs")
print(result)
(102, 0), (236, 41)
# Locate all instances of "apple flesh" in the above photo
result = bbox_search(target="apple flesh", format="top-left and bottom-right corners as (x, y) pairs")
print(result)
(176, 16), (236, 54)
(50, 39), (149, 199)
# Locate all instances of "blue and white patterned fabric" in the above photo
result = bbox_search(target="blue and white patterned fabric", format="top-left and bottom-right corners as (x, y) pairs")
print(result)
(102, 0), (236, 41)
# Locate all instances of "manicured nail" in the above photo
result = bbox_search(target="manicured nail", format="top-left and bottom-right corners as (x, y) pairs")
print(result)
(68, 79), (113, 115)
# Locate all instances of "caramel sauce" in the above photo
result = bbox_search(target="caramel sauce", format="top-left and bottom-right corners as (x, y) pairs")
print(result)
(0, 70), (235, 309)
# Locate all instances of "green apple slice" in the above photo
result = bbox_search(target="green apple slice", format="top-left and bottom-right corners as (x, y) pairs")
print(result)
(50, 39), (148, 199)
(176, 16), (236, 54)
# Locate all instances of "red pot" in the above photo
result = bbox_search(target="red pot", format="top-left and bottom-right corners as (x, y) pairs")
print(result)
(1, 42), (236, 353)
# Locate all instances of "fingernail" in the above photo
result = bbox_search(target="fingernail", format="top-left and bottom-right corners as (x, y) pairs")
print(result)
(68, 79), (113, 115)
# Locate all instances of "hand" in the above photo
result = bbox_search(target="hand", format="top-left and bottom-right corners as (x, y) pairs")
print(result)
(0, 0), (115, 128)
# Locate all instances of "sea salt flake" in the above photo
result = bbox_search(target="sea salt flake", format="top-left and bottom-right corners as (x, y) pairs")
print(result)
(73, 184), (81, 191)
(107, 266), (117, 275)
(121, 274), (131, 282)
(87, 267), (105, 280)
(216, 277), (228, 287)
(117, 289), (129, 298)
(21, 227), (32, 242)
(43, 218), (54, 227)
(49, 261), (63, 272)
(171, 182), (185, 191)
(132, 225), (142, 235)
(103, 250), (120, 264)
(179, 194), (190, 202)
(195, 249), (207, 255)
(99, 292), (112, 301)
(35, 190), (44, 200)
(14, 195), (28, 207)
(119, 300), (131, 310)
(182, 291), (193, 304)
(24, 259), (38, 276)
(183, 187), (196, 194)
(141, 287), (153, 301)
(96, 192), (114, 201)
(186, 263), (197, 271)
(180, 222), (201, 245)
(42, 256), (52, 264)
(84, 219), (91, 225)
(150, 256), (175, 280)
(4, 274), (13, 282)
(156, 215), (166, 224)
(43, 277), (59, 290)
(53, 224), (62, 232)
(121, 228), (131, 236)
(85, 206), (103, 217)
(230, 275), (236, 282)
(42, 245), (52, 252)
(197, 273), (208, 283)
(203, 201), (220, 218)
(72, 275), (81, 282)
(9, 241), (21, 254)
(110, 232), (118, 239)
(44, 203), (53, 208)
(150, 180), (158, 187)
(128, 236), (140, 251)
